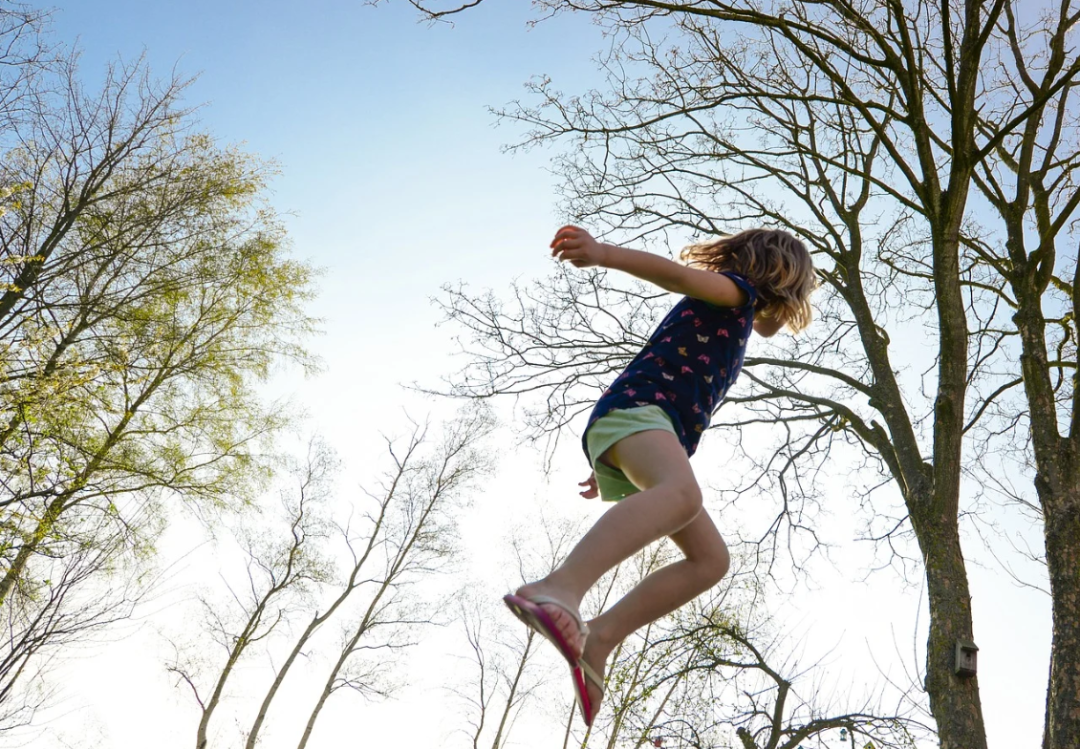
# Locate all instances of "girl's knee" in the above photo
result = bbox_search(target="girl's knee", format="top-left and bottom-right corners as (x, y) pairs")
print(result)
(693, 535), (729, 587)
(669, 479), (703, 524)
(712, 540), (731, 583)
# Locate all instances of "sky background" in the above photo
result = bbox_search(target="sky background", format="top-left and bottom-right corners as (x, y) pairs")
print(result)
(23, 2), (1050, 747)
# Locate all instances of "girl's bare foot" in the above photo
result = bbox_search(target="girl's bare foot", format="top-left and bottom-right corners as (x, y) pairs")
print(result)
(514, 580), (587, 659)
(579, 624), (612, 724)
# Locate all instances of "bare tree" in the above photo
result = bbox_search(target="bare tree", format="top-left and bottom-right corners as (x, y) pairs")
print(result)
(168, 439), (335, 749)
(613, 594), (931, 749)
(568, 549), (930, 749)
(453, 595), (543, 749)
(389, 1), (1080, 746)
(293, 410), (492, 749)
(450, 517), (594, 749)
(453, 532), (930, 749)
(171, 408), (493, 749)
(966, 7), (1080, 747)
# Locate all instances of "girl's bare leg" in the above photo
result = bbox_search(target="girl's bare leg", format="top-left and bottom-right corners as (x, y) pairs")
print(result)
(515, 429), (728, 661)
(578, 509), (729, 716)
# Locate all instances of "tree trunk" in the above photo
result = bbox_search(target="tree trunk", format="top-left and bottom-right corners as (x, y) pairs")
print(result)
(1010, 245), (1079, 749)
(0, 400), (145, 606)
(0, 494), (64, 606)
(918, 170), (984, 747)
(296, 673), (335, 749)
(296, 621), (369, 749)
(910, 498), (987, 749)
(489, 634), (532, 749)
(1039, 458), (1080, 749)
(246, 619), (315, 749)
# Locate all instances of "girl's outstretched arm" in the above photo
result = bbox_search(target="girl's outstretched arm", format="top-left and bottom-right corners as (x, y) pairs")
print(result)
(551, 225), (747, 308)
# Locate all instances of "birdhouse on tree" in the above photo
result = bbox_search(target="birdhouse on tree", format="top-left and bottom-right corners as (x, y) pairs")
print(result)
(955, 639), (979, 677)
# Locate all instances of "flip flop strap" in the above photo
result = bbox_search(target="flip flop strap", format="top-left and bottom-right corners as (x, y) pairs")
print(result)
(579, 659), (604, 693)
(527, 595), (590, 636)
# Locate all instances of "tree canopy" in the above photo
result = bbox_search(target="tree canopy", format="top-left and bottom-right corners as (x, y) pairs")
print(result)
(0, 8), (318, 729)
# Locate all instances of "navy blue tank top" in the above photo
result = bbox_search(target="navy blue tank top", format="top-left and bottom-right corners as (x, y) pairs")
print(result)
(583, 272), (757, 458)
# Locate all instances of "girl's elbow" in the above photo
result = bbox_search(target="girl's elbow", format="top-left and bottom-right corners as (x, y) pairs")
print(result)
(754, 319), (783, 337)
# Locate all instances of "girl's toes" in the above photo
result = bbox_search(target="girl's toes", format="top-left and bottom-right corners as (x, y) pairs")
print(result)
(543, 605), (585, 657)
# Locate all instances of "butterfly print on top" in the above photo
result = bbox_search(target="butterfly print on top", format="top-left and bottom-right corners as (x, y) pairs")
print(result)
(583, 272), (757, 459)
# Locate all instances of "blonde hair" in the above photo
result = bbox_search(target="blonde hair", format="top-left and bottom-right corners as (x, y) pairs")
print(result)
(680, 228), (817, 333)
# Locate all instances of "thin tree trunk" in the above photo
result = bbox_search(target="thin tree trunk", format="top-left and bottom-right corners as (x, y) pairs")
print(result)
(245, 617), (317, 749)
(1042, 476), (1080, 749)
(244, 446), (406, 749)
(296, 632), (356, 749)
(0, 381), (151, 606)
(196, 641), (246, 749)
(1008, 222), (1079, 749)
(489, 632), (533, 749)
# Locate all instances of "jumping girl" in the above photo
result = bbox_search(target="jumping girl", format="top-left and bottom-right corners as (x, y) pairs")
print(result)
(503, 224), (816, 726)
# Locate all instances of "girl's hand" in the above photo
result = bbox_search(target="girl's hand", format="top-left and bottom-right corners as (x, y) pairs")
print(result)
(551, 225), (607, 268)
(578, 472), (599, 499)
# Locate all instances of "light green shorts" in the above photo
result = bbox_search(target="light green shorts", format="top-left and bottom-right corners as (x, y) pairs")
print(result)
(585, 405), (679, 502)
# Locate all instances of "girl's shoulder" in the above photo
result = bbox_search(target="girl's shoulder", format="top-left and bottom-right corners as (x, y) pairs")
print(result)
(708, 271), (758, 309)
(680, 282), (756, 318)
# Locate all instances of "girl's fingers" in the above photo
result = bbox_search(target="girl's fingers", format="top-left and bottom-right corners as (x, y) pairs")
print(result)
(550, 227), (589, 258)
(553, 241), (581, 261)
(551, 226), (581, 245)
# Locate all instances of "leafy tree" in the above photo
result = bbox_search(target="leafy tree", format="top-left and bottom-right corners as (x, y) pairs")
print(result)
(0, 10), (316, 727)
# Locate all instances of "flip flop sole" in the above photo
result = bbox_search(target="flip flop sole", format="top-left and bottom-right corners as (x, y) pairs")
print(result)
(572, 664), (595, 727)
(578, 659), (604, 727)
(502, 594), (581, 665)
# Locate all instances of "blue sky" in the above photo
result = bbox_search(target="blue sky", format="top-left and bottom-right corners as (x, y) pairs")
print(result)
(40, 3), (624, 746)
(50, 0), (611, 455)
(35, 3), (1052, 748)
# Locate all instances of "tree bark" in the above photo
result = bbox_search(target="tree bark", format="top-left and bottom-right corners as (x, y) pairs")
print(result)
(1004, 178), (1080, 749)
(909, 493), (986, 749)
(1042, 470), (1080, 749)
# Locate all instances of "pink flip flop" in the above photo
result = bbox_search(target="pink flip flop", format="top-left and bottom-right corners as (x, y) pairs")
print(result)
(573, 660), (604, 727)
(502, 593), (589, 665)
